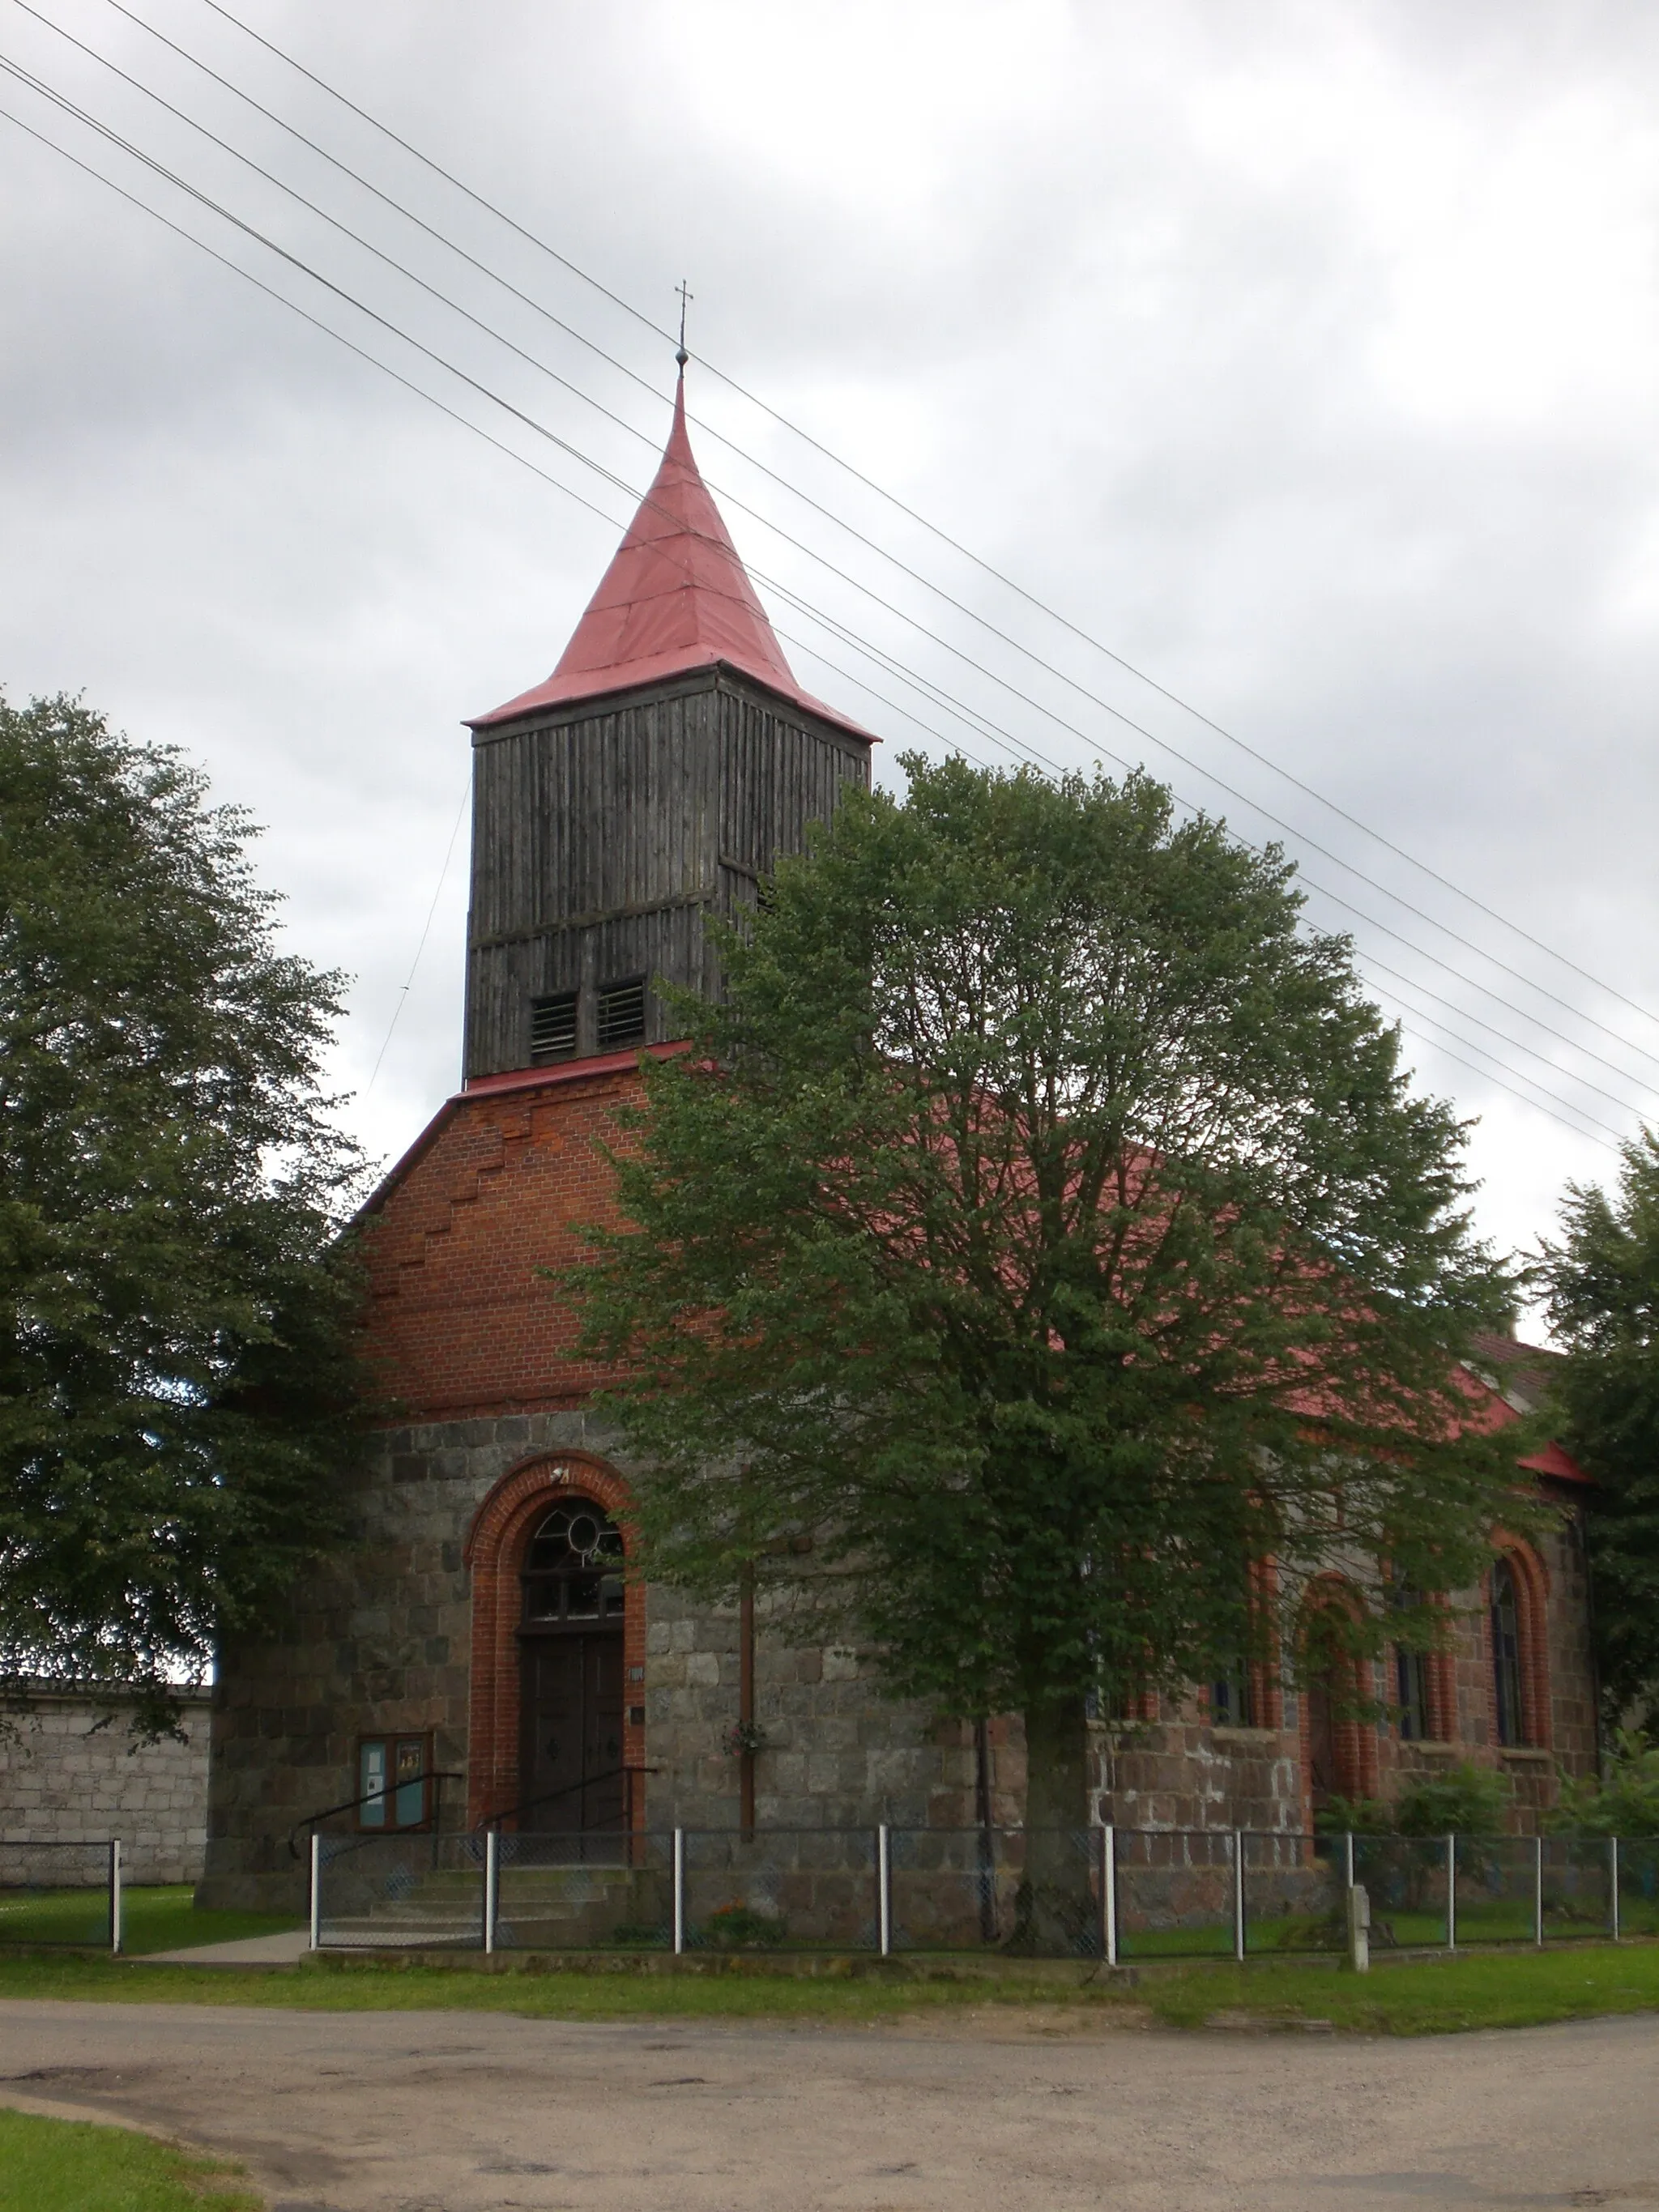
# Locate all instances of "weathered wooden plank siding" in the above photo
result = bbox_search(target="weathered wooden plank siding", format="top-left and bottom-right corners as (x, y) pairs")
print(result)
(463, 669), (870, 1078)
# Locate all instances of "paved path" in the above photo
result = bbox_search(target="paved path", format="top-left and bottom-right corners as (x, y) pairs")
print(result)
(2, 1996), (1657, 2210)
(143, 1929), (313, 1966)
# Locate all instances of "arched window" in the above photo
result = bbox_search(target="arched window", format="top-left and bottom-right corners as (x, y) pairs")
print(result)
(1209, 1670), (1254, 1727)
(1388, 1580), (1430, 1741)
(1394, 1644), (1429, 1741)
(521, 1499), (625, 1626)
(1490, 1556), (1526, 1748)
(1300, 1580), (1379, 1809)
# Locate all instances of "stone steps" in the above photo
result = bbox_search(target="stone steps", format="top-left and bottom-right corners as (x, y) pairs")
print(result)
(318, 1860), (663, 1950)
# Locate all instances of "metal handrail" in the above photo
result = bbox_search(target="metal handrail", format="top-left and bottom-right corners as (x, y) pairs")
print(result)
(477, 1763), (659, 1835)
(287, 1770), (463, 1860)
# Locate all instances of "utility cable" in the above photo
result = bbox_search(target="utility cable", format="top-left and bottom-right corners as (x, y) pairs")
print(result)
(2, 44), (1643, 1132)
(184, 0), (1659, 1042)
(13, 2), (1659, 1097)
(770, 626), (1623, 1150)
(365, 775), (469, 1090)
(0, 86), (1628, 1157)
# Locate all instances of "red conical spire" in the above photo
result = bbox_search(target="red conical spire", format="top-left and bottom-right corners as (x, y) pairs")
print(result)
(469, 372), (867, 736)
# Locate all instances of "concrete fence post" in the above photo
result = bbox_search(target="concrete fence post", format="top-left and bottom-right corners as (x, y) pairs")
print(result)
(672, 1828), (685, 1956)
(1232, 1830), (1246, 1963)
(1446, 1835), (1457, 1950)
(1343, 1831), (1354, 1890)
(309, 1831), (322, 1953)
(484, 1827), (499, 1956)
(109, 1839), (122, 1956)
(1345, 1882), (1370, 1973)
(876, 1824), (892, 1957)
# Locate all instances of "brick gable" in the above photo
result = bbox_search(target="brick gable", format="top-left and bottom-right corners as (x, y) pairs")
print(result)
(359, 1062), (646, 1421)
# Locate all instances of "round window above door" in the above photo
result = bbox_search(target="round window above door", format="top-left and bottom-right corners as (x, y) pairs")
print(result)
(521, 1499), (625, 1626)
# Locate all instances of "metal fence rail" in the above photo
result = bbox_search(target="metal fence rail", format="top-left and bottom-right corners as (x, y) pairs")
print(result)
(0, 1825), (1638, 1962)
(305, 1825), (1653, 1959)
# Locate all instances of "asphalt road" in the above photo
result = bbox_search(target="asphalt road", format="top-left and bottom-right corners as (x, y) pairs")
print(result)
(2, 1996), (1656, 2210)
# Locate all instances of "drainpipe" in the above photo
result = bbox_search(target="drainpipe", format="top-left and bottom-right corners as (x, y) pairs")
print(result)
(739, 1562), (756, 1839)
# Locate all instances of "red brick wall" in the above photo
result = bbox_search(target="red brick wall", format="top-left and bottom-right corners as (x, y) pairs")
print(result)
(360, 1063), (646, 1419)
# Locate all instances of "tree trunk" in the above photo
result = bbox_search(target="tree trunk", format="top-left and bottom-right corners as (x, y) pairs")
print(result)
(1010, 1690), (1095, 1955)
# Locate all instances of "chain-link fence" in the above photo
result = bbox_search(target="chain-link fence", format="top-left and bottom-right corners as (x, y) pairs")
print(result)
(682, 1826), (877, 1953)
(0, 1840), (119, 1948)
(312, 1831), (485, 1950)
(493, 1830), (674, 1951)
(302, 1825), (1659, 1960)
(1115, 1828), (1242, 1960)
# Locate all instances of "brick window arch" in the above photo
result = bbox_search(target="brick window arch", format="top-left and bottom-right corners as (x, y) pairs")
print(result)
(1486, 1537), (1550, 1751)
(463, 1451), (646, 1830)
(1300, 1576), (1379, 1813)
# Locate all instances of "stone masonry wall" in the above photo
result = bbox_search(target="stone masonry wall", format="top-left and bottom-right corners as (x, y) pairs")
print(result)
(647, 1586), (949, 1834)
(203, 1412), (1594, 1910)
(1090, 1499), (1598, 1841)
(200, 1411), (959, 1912)
(203, 1063), (1601, 1907)
(0, 1688), (211, 1883)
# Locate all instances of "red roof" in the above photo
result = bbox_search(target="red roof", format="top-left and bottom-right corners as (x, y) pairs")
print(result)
(1516, 1436), (1592, 1486)
(470, 373), (871, 740)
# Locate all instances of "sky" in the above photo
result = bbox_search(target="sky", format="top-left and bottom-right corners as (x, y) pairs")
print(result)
(3, 0), (1658, 1306)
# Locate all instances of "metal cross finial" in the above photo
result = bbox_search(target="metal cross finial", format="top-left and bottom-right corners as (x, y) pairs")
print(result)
(675, 279), (693, 367)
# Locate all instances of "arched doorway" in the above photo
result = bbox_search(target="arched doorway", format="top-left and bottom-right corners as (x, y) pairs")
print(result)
(463, 1451), (644, 1835)
(1303, 1671), (1340, 1815)
(518, 1498), (626, 1833)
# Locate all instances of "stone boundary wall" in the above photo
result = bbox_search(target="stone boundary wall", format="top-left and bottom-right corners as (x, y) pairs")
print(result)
(0, 1686), (211, 1885)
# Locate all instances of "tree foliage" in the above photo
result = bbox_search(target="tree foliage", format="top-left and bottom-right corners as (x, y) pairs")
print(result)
(1537, 1134), (1659, 1731)
(1552, 1730), (1659, 1836)
(0, 693), (365, 1728)
(569, 757), (1523, 1844)
(1317, 1762), (1512, 1838)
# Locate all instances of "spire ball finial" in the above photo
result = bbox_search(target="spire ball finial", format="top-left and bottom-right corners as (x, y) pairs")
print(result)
(675, 277), (693, 371)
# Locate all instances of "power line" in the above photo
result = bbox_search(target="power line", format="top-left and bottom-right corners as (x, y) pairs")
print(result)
(770, 629), (1624, 1152)
(366, 776), (469, 1091)
(0, 44), (1640, 1143)
(764, 565), (1659, 1111)
(0, 79), (1629, 1157)
(186, 0), (1659, 1046)
(15, 3), (1659, 1102)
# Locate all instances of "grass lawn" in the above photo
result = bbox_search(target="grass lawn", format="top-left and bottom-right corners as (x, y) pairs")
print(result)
(0, 2109), (259, 2211)
(0, 1885), (301, 1956)
(3, 1934), (1659, 2034)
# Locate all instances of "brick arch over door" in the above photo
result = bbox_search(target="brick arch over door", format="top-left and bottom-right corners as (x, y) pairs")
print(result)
(463, 1451), (646, 1830)
(1486, 1532), (1551, 1752)
(1299, 1575), (1380, 1813)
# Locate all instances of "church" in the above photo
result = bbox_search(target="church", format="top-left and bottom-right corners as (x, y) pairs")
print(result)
(198, 377), (1599, 1910)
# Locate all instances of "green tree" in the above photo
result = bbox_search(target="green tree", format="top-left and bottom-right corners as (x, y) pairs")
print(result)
(1316, 1762), (1512, 1836)
(0, 693), (365, 1731)
(1537, 1133), (1659, 1732)
(1552, 1731), (1659, 1836)
(570, 757), (1521, 1941)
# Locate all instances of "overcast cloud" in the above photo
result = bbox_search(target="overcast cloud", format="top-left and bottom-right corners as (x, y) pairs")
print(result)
(3, 0), (1658, 1298)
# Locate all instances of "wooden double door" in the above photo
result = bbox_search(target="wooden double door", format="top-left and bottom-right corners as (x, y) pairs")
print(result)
(518, 1630), (625, 1833)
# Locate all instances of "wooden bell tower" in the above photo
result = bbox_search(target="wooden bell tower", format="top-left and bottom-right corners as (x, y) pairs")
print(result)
(462, 373), (872, 1082)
